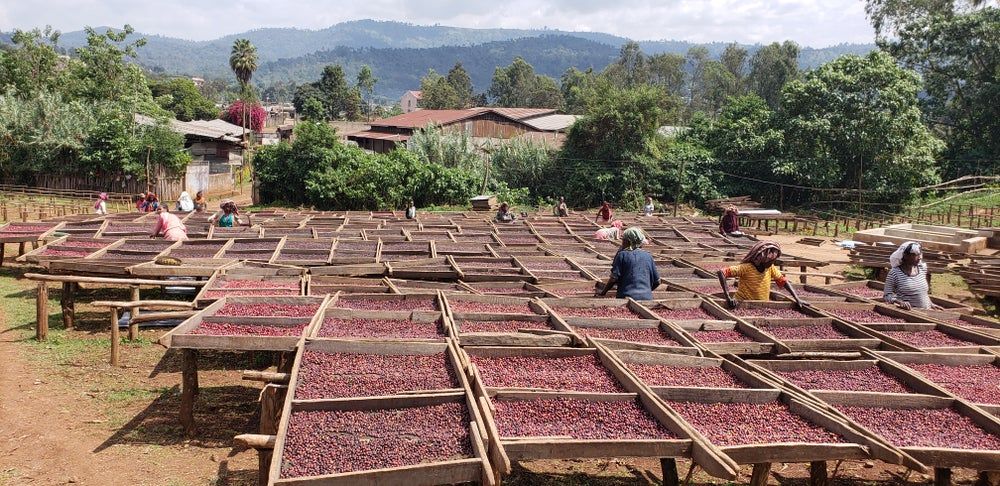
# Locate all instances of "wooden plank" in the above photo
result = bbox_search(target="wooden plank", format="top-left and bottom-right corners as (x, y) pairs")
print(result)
(500, 439), (690, 460)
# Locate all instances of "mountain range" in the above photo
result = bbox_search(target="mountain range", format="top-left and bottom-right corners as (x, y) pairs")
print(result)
(3, 19), (875, 99)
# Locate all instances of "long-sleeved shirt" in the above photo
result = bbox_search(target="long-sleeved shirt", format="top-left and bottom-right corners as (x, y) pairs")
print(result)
(883, 263), (931, 309)
(610, 249), (660, 300)
(151, 212), (188, 241)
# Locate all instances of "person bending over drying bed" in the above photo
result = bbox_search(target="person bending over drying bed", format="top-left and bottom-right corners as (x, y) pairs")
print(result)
(598, 227), (660, 300)
(717, 241), (803, 309)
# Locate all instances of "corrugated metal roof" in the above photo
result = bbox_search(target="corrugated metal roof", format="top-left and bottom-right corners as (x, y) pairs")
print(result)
(134, 114), (242, 143)
(346, 130), (411, 142)
(369, 107), (559, 129)
(521, 114), (580, 132)
(369, 109), (487, 129)
(489, 108), (557, 120)
(192, 119), (245, 135)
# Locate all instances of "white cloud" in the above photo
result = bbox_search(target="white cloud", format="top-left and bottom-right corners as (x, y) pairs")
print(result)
(0, 0), (875, 46)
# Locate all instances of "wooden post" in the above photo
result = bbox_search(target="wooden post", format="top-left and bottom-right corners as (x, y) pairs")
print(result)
(36, 282), (48, 341)
(17, 242), (25, 256)
(180, 349), (199, 437)
(660, 458), (679, 486)
(260, 384), (286, 435)
(61, 282), (75, 330)
(799, 265), (807, 284)
(809, 461), (828, 486)
(110, 307), (120, 366)
(976, 471), (999, 486)
(750, 463), (771, 486)
(0, 243), (5, 266)
(258, 450), (273, 486)
(935, 468), (952, 486)
(128, 286), (140, 340)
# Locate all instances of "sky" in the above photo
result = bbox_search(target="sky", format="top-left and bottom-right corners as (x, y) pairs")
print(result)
(0, 0), (876, 47)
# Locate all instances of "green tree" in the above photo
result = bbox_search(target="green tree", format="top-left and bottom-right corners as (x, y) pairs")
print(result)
(0, 26), (66, 96)
(446, 62), (474, 108)
(747, 41), (800, 109)
(292, 65), (362, 121)
(605, 41), (649, 88)
(779, 50), (943, 204)
(647, 53), (686, 96)
(488, 57), (563, 108)
(868, 2), (1000, 176)
(70, 25), (154, 108)
(720, 43), (748, 91)
(685, 46), (711, 114)
(560, 67), (597, 114)
(356, 65), (377, 121)
(148, 77), (218, 121)
(418, 69), (460, 109)
(560, 85), (667, 207)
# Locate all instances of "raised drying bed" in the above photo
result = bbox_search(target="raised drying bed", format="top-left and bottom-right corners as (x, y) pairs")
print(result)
(639, 298), (775, 355)
(269, 391), (495, 486)
(875, 351), (1000, 416)
(159, 295), (327, 351)
(287, 339), (467, 401)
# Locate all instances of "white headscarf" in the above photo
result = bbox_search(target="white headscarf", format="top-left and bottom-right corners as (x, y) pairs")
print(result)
(889, 241), (920, 268)
(178, 191), (194, 212)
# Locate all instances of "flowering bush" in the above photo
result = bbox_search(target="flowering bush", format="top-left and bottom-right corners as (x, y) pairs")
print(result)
(222, 100), (267, 131)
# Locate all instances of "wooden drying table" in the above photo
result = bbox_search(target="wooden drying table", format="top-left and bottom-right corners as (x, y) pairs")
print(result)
(23, 273), (206, 341)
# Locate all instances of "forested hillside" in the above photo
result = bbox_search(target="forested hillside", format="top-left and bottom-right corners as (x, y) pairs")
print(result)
(2, 20), (873, 97)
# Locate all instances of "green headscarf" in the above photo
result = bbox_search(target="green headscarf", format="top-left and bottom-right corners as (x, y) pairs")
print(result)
(622, 227), (646, 250)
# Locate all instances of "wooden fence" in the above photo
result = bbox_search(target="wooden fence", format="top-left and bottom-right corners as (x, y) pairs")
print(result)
(28, 165), (184, 200)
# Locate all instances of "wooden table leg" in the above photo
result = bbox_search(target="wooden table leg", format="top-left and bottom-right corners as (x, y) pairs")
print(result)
(810, 461), (827, 486)
(17, 242), (25, 256)
(110, 308), (120, 366)
(258, 449), (273, 486)
(750, 463), (771, 486)
(0, 242), (5, 266)
(61, 282), (75, 330)
(36, 282), (48, 341)
(935, 468), (952, 486)
(260, 384), (286, 435)
(976, 471), (999, 486)
(660, 458), (679, 486)
(128, 286), (140, 340)
(181, 349), (199, 437)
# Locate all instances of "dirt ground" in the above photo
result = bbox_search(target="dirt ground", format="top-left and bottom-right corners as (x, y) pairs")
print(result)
(0, 239), (992, 486)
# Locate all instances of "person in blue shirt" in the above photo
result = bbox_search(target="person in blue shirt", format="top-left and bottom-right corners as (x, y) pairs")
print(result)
(598, 226), (660, 300)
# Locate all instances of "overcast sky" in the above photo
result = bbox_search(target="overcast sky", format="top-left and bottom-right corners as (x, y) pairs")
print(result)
(0, 0), (875, 47)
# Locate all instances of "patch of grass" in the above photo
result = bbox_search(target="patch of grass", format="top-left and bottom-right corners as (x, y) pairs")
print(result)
(26, 331), (106, 365)
(104, 386), (172, 403)
(842, 265), (872, 281)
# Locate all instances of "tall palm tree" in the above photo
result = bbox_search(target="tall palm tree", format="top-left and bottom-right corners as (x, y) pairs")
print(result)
(229, 39), (258, 143)
(229, 39), (258, 90)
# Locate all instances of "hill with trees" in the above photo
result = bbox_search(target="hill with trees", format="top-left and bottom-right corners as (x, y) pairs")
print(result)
(2, 20), (874, 98)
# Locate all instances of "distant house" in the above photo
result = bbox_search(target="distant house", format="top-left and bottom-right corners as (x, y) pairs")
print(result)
(346, 108), (579, 153)
(135, 114), (245, 195)
(400, 90), (422, 113)
(190, 77), (205, 87)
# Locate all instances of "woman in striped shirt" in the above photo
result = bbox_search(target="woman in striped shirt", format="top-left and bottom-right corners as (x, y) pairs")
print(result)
(883, 242), (941, 310)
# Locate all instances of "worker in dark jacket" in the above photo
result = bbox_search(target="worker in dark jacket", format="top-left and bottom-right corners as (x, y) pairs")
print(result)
(598, 227), (660, 300)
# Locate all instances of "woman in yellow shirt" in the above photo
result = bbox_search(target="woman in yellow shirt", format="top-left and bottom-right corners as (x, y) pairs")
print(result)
(716, 241), (804, 309)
